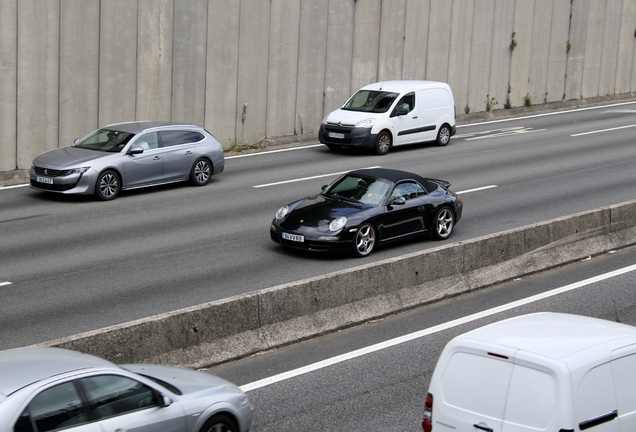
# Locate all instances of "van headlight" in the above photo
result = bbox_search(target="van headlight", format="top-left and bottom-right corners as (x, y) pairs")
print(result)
(355, 118), (375, 128)
(329, 217), (347, 232)
(322, 116), (329, 125)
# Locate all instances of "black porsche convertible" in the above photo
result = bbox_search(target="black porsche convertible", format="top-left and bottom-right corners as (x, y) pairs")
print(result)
(270, 168), (463, 257)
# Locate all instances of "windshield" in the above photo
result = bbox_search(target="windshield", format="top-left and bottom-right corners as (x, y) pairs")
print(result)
(342, 90), (399, 113)
(323, 174), (391, 206)
(74, 128), (135, 152)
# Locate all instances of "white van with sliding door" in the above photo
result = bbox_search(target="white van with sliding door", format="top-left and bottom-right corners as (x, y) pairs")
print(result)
(423, 313), (636, 432)
(319, 80), (456, 155)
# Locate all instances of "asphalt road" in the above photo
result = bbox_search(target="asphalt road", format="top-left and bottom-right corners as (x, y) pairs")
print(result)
(1, 101), (636, 349)
(206, 244), (636, 432)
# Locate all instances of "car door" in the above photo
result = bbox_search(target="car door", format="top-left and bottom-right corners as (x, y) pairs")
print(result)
(80, 374), (186, 432)
(391, 92), (421, 145)
(378, 181), (429, 240)
(123, 132), (163, 187)
(158, 130), (199, 181)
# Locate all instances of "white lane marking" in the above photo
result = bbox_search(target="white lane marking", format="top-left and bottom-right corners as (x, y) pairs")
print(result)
(456, 185), (497, 194)
(571, 123), (636, 136)
(458, 127), (546, 141)
(226, 144), (324, 159)
(240, 263), (636, 392)
(253, 167), (382, 188)
(0, 282), (12, 287)
(0, 183), (29, 190)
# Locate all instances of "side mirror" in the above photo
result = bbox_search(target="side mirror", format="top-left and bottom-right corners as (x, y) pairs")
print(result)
(127, 145), (144, 155)
(396, 106), (408, 116)
(321, 185), (328, 191)
(390, 197), (406, 206)
(159, 394), (172, 408)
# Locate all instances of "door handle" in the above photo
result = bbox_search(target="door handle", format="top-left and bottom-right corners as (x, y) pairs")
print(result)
(153, 156), (161, 160)
(185, 151), (194, 155)
(473, 423), (493, 432)
(412, 116), (418, 119)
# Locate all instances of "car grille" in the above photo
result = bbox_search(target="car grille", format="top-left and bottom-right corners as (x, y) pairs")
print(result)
(34, 166), (64, 177)
(30, 179), (76, 191)
(324, 123), (354, 133)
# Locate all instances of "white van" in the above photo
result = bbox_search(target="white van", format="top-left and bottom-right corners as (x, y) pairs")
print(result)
(319, 80), (456, 155)
(423, 313), (636, 432)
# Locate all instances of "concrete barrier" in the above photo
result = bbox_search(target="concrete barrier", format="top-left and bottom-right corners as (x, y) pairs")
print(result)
(43, 199), (636, 368)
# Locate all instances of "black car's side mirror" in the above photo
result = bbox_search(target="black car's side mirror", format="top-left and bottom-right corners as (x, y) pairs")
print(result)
(321, 185), (328, 191)
(390, 197), (406, 206)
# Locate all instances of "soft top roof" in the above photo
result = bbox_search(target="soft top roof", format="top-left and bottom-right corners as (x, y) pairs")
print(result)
(348, 168), (448, 192)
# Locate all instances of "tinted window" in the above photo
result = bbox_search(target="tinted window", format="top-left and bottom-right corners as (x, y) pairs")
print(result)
(80, 375), (157, 419)
(183, 131), (204, 143)
(158, 130), (184, 147)
(23, 382), (87, 432)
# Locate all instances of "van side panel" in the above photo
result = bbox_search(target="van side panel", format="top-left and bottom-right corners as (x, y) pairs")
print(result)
(418, 88), (455, 142)
(575, 363), (619, 432)
(610, 353), (636, 431)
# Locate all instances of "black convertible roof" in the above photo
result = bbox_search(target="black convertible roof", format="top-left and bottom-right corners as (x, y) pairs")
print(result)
(348, 168), (449, 192)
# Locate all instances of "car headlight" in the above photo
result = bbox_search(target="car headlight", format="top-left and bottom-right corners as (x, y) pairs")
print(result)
(322, 116), (329, 125)
(275, 205), (289, 220)
(355, 118), (375, 128)
(329, 216), (347, 232)
(61, 167), (90, 176)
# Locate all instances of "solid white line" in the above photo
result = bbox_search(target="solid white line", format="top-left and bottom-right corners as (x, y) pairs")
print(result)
(0, 183), (29, 190)
(240, 263), (636, 392)
(0, 282), (12, 287)
(253, 166), (382, 188)
(570, 123), (636, 136)
(456, 185), (497, 194)
(226, 144), (324, 159)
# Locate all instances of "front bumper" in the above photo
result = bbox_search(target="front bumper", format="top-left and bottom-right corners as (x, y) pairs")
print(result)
(270, 222), (351, 253)
(318, 123), (377, 149)
(30, 166), (95, 195)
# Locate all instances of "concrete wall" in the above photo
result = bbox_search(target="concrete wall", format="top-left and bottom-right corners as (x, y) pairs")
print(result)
(2, 0), (636, 171)
(44, 199), (636, 368)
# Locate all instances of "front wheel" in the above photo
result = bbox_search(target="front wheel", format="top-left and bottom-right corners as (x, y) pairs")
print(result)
(95, 170), (120, 201)
(352, 223), (376, 257)
(436, 124), (451, 146)
(374, 131), (392, 155)
(190, 158), (212, 186)
(200, 414), (238, 432)
(432, 207), (455, 240)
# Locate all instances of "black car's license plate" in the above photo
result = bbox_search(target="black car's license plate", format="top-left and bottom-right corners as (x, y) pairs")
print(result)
(282, 232), (304, 242)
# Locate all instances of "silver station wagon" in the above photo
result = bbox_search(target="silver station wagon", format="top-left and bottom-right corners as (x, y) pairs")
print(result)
(0, 346), (253, 432)
(30, 122), (225, 201)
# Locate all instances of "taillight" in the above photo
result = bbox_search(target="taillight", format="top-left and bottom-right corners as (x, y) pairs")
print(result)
(422, 392), (433, 432)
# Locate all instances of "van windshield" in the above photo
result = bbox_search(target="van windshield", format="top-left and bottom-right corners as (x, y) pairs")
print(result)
(342, 90), (399, 113)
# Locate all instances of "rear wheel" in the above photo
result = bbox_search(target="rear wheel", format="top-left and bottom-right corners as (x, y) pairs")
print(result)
(435, 124), (451, 146)
(190, 158), (212, 186)
(95, 170), (120, 201)
(374, 131), (392, 155)
(200, 414), (238, 432)
(432, 207), (455, 240)
(352, 223), (376, 257)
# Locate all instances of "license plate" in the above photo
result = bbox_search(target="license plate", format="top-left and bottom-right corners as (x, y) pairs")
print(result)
(328, 132), (345, 139)
(282, 232), (304, 242)
(36, 176), (54, 185)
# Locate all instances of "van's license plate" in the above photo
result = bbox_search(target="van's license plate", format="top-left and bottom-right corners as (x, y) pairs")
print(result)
(328, 132), (345, 139)
(36, 176), (54, 185)
(282, 232), (304, 242)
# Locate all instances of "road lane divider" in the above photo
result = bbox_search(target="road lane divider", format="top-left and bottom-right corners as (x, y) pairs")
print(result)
(41, 199), (636, 369)
(253, 167), (381, 188)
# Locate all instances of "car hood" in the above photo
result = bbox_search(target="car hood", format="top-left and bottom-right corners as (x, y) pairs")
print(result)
(32, 146), (114, 168)
(281, 195), (371, 229)
(121, 364), (242, 397)
(326, 109), (380, 126)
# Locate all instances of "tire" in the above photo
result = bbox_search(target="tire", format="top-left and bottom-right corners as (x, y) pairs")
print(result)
(95, 170), (120, 201)
(190, 158), (212, 186)
(432, 207), (455, 240)
(435, 124), (451, 146)
(352, 223), (376, 257)
(200, 414), (238, 432)
(374, 131), (392, 155)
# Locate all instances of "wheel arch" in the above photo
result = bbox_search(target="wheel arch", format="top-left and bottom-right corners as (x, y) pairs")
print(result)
(94, 167), (123, 193)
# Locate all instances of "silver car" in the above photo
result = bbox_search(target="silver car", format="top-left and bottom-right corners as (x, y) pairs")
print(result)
(1, 346), (252, 432)
(30, 122), (225, 200)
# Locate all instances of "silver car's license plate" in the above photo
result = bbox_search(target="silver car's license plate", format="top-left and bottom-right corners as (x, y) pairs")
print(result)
(36, 176), (54, 185)
(328, 132), (345, 139)
(282, 232), (304, 242)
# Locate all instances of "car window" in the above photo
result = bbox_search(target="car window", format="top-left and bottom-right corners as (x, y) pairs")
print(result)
(133, 132), (159, 150)
(158, 130), (195, 147)
(16, 381), (88, 432)
(342, 90), (399, 113)
(391, 181), (426, 201)
(324, 175), (390, 205)
(80, 375), (158, 420)
(391, 92), (415, 116)
(183, 131), (204, 143)
(74, 129), (134, 153)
